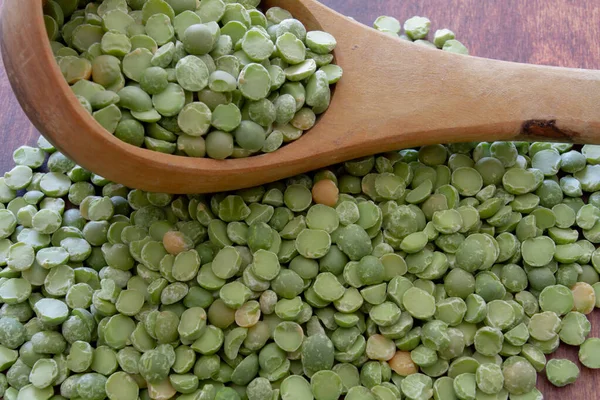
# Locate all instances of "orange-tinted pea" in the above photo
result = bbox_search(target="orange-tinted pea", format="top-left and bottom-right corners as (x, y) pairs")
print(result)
(312, 179), (339, 207)
(389, 351), (419, 376)
(163, 231), (193, 255)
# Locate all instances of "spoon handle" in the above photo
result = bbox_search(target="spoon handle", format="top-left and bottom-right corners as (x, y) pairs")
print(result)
(293, 0), (600, 160)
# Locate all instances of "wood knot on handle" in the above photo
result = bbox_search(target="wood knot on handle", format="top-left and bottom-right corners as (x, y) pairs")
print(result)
(520, 119), (578, 143)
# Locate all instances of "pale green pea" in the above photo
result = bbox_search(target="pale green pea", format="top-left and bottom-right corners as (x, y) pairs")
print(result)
(104, 314), (136, 350)
(420, 320), (450, 351)
(502, 357), (536, 394)
(532, 149), (561, 176)
(579, 338), (600, 368)
(520, 236), (555, 267)
(105, 372), (139, 400)
(39, 173), (71, 197)
(310, 370), (342, 400)
(574, 165), (600, 192)
(538, 285), (573, 315)
(114, 289), (143, 316)
(247, 99), (277, 128)
(0, 316), (27, 349)
(239, 63), (271, 101)
(276, 32), (305, 64)
(4, 166), (33, 191)
(431, 376), (456, 400)
(32, 209), (62, 235)
(0, 210), (17, 240)
(220, 281), (252, 309)
(410, 345), (438, 368)
(369, 301), (401, 327)
(177, 102), (212, 136)
(437, 327), (465, 361)
(207, 104), (242, 133)
(295, 229), (331, 259)
(502, 168), (541, 195)
(502, 322), (529, 348)
(559, 175), (583, 197)
(284, 59), (317, 82)
(433, 209), (463, 234)
(305, 70), (330, 113)
(557, 311), (590, 347)
(435, 297), (467, 326)
(234, 120), (266, 152)
(356, 255), (384, 286)
(159, 281), (187, 305)
(205, 130), (234, 160)
(281, 375), (313, 400)
(518, 344), (545, 373)
(485, 300), (515, 330)
(546, 358), (579, 387)
(453, 373), (477, 400)
(274, 296), (303, 320)
(301, 333), (334, 377)
(170, 249), (200, 282)
(7, 242), (35, 271)
(211, 246), (241, 280)
(66, 341), (93, 373)
(319, 64), (343, 84)
(397, 231), (425, 254)
(152, 83), (185, 118)
(221, 20), (248, 46)
(447, 357), (480, 379)
(241, 29), (274, 62)
(14, 384), (54, 400)
(452, 168), (483, 197)
(473, 327), (503, 357)
(431, 28), (455, 48)
(273, 321), (304, 352)
(400, 373), (433, 400)
(402, 287), (435, 320)
(443, 39), (469, 55)
(209, 70), (238, 93)
(312, 272), (344, 301)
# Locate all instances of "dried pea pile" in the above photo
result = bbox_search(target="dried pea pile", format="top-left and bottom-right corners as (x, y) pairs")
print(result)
(372, 15), (468, 54)
(3, 5), (600, 400)
(45, 0), (340, 159)
(2, 140), (600, 400)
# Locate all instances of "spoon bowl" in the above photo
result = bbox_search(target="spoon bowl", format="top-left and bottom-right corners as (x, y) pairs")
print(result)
(2, 0), (600, 193)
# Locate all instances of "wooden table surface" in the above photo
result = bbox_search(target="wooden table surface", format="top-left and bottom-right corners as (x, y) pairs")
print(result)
(1, 0), (600, 397)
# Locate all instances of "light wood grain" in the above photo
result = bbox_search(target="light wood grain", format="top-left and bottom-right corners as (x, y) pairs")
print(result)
(1, 0), (600, 396)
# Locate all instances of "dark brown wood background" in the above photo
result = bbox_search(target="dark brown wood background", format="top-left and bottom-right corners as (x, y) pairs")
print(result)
(1, 0), (600, 396)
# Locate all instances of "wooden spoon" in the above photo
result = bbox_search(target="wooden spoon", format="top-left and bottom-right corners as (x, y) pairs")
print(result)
(2, 0), (600, 194)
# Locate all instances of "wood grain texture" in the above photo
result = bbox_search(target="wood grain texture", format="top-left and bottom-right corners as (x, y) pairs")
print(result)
(1, 0), (600, 396)
(0, 50), (39, 173)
